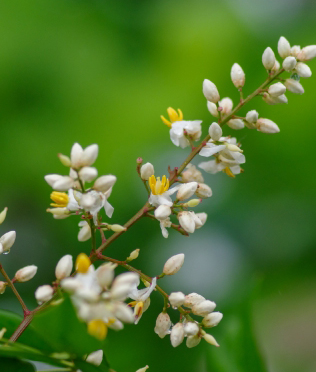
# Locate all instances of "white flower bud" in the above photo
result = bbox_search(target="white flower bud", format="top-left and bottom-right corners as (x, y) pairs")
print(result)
(256, 118), (280, 134)
(282, 56), (297, 72)
(169, 292), (185, 307)
(0, 231), (16, 254)
(208, 122), (222, 141)
(295, 62), (312, 78)
(127, 248), (140, 262)
(184, 293), (205, 308)
(170, 323), (185, 347)
(202, 332), (219, 347)
(195, 183), (212, 198)
(291, 45), (301, 58)
(163, 253), (185, 275)
(93, 175), (117, 193)
(184, 322), (199, 336)
(263, 93), (288, 105)
(154, 312), (171, 339)
(70, 143), (83, 168)
(192, 300), (216, 316)
(245, 110), (259, 124)
(113, 303), (135, 323)
(53, 176), (75, 192)
(186, 199), (201, 207)
(35, 285), (54, 303)
(203, 79), (220, 103)
(60, 278), (82, 293)
(178, 211), (195, 233)
(78, 167), (98, 183)
(231, 63), (245, 88)
(262, 47), (276, 70)
(271, 60), (280, 72)
(154, 205), (172, 220)
(108, 319), (124, 331)
(278, 36), (291, 58)
(15, 265), (38, 282)
(202, 312), (223, 328)
(111, 272), (140, 299)
(44, 174), (63, 187)
(297, 45), (316, 61)
(0, 281), (7, 294)
(140, 163), (155, 180)
(227, 119), (244, 130)
(186, 335), (201, 348)
(218, 97), (233, 115)
(0, 207), (8, 225)
(284, 79), (304, 94)
(81, 144), (99, 167)
(176, 182), (198, 201)
(78, 221), (91, 242)
(136, 366), (149, 372)
(195, 213), (207, 228)
(58, 153), (71, 167)
(207, 101), (219, 117)
(268, 82), (286, 97)
(96, 262), (117, 289)
(109, 224), (127, 232)
(86, 350), (103, 366)
(55, 255), (73, 280)
(181, 164), (204, 183)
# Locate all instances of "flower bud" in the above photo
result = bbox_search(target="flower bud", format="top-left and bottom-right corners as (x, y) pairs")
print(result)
(108, 319), (124, 331)
(0, 207), (8, 225)
(35, 285), (54, 303)
(207, 101), (219, 117)
(127, 248), (140, 262)
(163, 253), (185, 275)
(262, 47), (276, 70)
(192, 300), (216, 316)
(227, 119), (244, 130)
(208, 122), (222, 141)
(75, 253), (91, 274)
(79, 167), (98, 183)
(278, 36), (291, 58)
(55, 254), (73, 280)
(245, 110), (259, 124)
(140, 163), (155, 180)
(284, 79), (304, 94)
(78, 221), (91, 242)
(169, 292), (185, 307)
(203, 332), (219, 347)
(282, 56), (297, 72)
(54, 176), (75, 192)
(86, 350), (103, 366)
(154, 312), (171, 339)
(297, 45), (316, 61)
(186, 199), (201, 207)
(93, 175), (117, 193)
(231, 63), (245, 88)
(113, 302), (135, 323)
(218, 97), (233, 115)
(96, 262), (117, 288)
(195, 183), (212, 198)
(154, 205), (172, 220)
(81, 144), (99, 167)
(176, 182), (198, 201)
(15, 265), (38, 282)
(178, 211), (195, 233)
(186, 335), (201, 348)
(109, 224), (127, 232)
(0, 281), (7, 294)
(290, 45), (301, 58)
(268, 82), (286, 97)
(295, 62), (312, 78)
(203, 79), (220, 103)
(202, 312), (223, 328)
(170, 322), (185, 347)
(44, 174), (63, 187)
(58, 153), (71, 167)
(195, 213), (207, 228)
(256, 118), (280, 134)
(0, 231), (16, 254)
(263, 93), (288, 105)
(184, 322), (199, 336)
(181, 164), (204, 183)
(183, 292), (205, 308)
(136, 366), (149, 372)
(271, 60), (280, 72)
(61, 277), (82, 293)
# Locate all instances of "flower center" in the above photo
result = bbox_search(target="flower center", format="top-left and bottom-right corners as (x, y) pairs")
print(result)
(88, 319), (108, 340)
(148, 175), (170, 195)
(161, 107), (183, 127)
(50, 191), (69, 208)
(75, 253), (91, 273)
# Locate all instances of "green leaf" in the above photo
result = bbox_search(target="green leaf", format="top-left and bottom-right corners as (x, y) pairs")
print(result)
(0, 357), (35, 372)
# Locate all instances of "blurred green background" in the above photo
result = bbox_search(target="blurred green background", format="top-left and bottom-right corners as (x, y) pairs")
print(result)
(1, 0), (316, 371)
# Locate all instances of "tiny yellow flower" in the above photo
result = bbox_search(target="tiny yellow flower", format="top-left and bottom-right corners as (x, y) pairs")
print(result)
(50, 191), (69, 208)
(160, 107), (183, 127)
(148, 175), (170, 195)
(75, 253), (91, 274)
(88, 320), (108, 340)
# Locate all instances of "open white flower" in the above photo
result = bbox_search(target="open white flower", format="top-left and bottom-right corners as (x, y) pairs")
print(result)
(159, 217), (172, 238)
(170, 120), (202, 148)
(80, 189), (114, 223)
(148, 175), (179, 207)
(47, 189), (82, 217)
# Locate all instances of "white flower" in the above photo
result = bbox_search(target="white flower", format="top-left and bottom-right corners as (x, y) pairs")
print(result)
(295, 62), (312, 78)
(169, 292), (185, 307)
(55, 255), (73, 280)
(195, 183), (212, 198)
(0, 231), (16, 254)
(78, 221), (92, 242)
(70, 143), (99, 169)
(45, 174), (75, 192)
(154, 312), (172, 338)
(170, 120), (202, 148)
(256, 118), (280, 134)
(160, 218), (172, 238)
(282, 56), (297, 72)
(245, 110), (259, 124)
(227, 119), (244, 130)
(148, 175), (179, 207)
(15, 265), (37, 282)
(202, 312), (223, 328)
(262, 47), (276, 70)
(218, 97), (233, 115)
(93, 175), (117, 193)
(154, 205), (172, 220)
(170, 322), (185, 347)
(207, 101), (219, 117)
(278, 36), (291, 59)
(0, 207), (8, 225)
(181, 164), (204, 183)
(135, 366), (149, 372)
(163, 253), (185, 275)
(192, 300), (216, 316)
(178, 211), (199, 233)
(80, 190), (114, 223)
(268, 82), (286, 97)
(203, 79), (220, 103)
(35, 285), (54, 304)
(230, 63), (245, 88)
(284, 79), (304, 94)
(297, 45), (316, 61)
(208, 122), (222, 141)
(176, 182), (198, 201)
(140, 163), (155, 180)
(86, 350), (103, 366)
(184, 322), (199, 336)
(183, 293), (205, 308)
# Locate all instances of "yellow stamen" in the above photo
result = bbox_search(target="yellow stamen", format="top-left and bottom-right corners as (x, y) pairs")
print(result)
(87, 320), (108, 340)
(134, 301), (144, 318)
(161, 107), (183, 127)
(128, 301), (138, 307)
(76, 253), (91, 274)
(223, 167), (235, 178)
(148, 175), (170, 195)
(50, 191), (69, 208)
(106, 318), (117, 326)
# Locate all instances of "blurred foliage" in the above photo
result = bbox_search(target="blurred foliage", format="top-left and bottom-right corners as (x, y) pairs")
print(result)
(0, 0), (316, 371)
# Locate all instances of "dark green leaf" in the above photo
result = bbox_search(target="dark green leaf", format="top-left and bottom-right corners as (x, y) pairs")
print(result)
(0, 357), (35, 372)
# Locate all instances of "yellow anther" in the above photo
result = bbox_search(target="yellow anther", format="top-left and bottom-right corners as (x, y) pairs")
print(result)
(128, 301), (138, 307)
(75, 253), (91, 274)
(223, 167), (235, 178)
(148, 175), (169, 195)
(87, 320), (108, 340)
(50, 191), (69, 208)
(134, 301), (144, 318)
(161, 107), (183, 127)
(106, 318), (116, 326)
